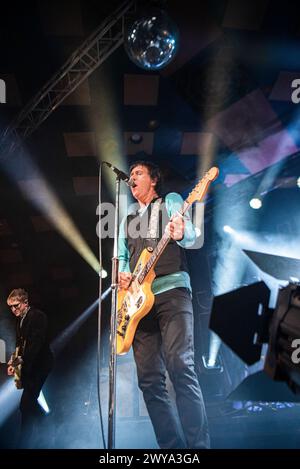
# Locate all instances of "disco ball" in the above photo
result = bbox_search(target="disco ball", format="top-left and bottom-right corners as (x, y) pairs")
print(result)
(124, 9), (179, 71)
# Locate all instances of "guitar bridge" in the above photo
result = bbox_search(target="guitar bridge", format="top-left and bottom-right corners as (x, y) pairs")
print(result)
(135, 296), (143, 308)
(118, 313), (130, 337)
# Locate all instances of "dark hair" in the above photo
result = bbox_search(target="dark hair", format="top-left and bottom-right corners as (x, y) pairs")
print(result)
(129, 160), (163, 194)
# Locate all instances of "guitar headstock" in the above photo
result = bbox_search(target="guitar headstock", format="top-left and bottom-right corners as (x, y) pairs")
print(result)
(186, 167), (219, 205)
(204, 167), (219, 182)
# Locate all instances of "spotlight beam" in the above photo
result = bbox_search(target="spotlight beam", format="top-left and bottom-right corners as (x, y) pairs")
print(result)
(52, 287), (111, 356)
(0, 381), (21, 426)
(18, 176), (100, 273)
(1, 148), (101, 274)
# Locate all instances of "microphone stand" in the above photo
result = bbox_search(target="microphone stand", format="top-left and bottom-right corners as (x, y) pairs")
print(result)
(108, 174), (121, 449)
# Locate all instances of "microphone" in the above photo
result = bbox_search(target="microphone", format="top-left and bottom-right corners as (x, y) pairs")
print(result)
(104, 162), (136, 187)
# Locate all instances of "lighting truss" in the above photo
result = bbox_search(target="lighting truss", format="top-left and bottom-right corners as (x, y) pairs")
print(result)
(0, 0), (136, 158)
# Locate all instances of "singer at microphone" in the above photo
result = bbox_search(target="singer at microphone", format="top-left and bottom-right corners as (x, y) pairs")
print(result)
(104, 162), (136, 187)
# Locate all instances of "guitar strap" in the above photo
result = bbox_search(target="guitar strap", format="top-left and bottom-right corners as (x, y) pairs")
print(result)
(146, 197), (162, 241)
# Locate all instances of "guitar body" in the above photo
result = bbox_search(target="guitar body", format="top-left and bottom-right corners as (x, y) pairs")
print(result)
(11, 346), (23, 389)
(116, 247), (156, 355)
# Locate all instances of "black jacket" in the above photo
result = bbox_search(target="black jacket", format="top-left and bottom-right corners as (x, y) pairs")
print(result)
(16, 307), (53, 380)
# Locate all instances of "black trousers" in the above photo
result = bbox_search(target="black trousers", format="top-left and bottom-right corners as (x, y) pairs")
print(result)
(133, 287), (210, 449)
(19, 369), (50, 448)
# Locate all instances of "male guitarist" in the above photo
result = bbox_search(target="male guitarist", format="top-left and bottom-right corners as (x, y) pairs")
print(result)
(118, 161), (210, 449)
(7, 288), (53, 448)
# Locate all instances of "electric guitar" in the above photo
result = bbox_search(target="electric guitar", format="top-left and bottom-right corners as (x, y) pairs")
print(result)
(9, 345), (24, 389)
(116, 166), (219, 355)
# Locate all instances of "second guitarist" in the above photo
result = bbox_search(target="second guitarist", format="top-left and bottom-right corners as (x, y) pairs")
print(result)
(7, 288), (54, 448)
(118, 161), (210, 450)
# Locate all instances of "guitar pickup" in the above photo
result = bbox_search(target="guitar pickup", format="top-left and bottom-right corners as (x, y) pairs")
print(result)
(135, 296), (143, 308)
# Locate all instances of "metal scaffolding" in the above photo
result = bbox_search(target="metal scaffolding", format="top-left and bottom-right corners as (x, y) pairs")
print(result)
(0, 0), (136, 158)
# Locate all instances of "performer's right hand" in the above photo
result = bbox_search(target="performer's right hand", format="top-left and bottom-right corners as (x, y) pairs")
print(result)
(118, 272), (132, 290)
(7, 365), (14, 376)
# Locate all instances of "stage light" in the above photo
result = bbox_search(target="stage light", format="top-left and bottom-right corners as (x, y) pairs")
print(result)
(101, 269), (108, 279)
(124, 8), (179, 70)
(148, 119), (160, 130)
(264, 283), (300, 392)
(206, 330), (223, 370)
(207, 357), (215, 367)
(129, 133), (143, 144)
(297, 177), (300, 188)
(223, 225), (234, 234)
(38, 390), (50, 414)
(210, 279), (300, 399)
(249, 197), (262, 209)
(202, 354), (223, 373)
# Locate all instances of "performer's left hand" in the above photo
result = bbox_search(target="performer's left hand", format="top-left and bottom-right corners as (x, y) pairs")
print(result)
(166, 215), (185, 241)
